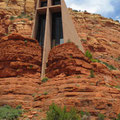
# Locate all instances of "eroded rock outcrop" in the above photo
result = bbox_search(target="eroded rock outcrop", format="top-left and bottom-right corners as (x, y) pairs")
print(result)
(0, 33), (42, 78)
(33, 43), (120, 119)
(0, 33), (42, 108)
(0, 7), (120, 120)
(33, 75), (120, 119)
(0, 41), (120, 119)
(70, 9), (120, 71)
(0, 10), (33, 38)
(0, 77), (40, 108)
(46, 43), (92, 78)
(0, 0), (36, 15)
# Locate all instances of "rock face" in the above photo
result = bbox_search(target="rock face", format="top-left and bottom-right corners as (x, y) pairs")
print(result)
(0, 10), (11, 38)
(33, 43), (120, 119)
(34, 75), (120, 119)
(8, 18), (33, 37)
(0, 10), (33, 38)
(0, 0), (36, 15)
(0, 38), (120, 119)
(0, 33), (42, 108)
(46, 43), (92, 78)
(0, 7), (120, 119)
(70, 9), (120, 71)
(0, 33), (42, 78)
(0, 77), (40, 108)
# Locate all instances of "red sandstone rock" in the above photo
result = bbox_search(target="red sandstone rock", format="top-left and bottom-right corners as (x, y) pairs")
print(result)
(0, 33), (42, 78)
(70, 9), (120, 71)
(0, 41), (120, 119)
(32, 43), (120, 119)
(0, 10), (33, 38)
(0, 8), (120, 120)
(46, 43), (91, 78)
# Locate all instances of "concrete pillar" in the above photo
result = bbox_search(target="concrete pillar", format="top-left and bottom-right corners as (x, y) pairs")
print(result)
(32, 0), (85, 79)
(41, 1), (51, 79)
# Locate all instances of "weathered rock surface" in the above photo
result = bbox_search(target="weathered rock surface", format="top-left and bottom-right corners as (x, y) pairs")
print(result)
(46, 43), (92, 78)
(46, 43), (114, 79)
(0, 33), (42, 78)
(0, 76), (40, 108)
(0, 33), (42, 109)
(0, 6), (120, 120)
(0, 40), (120, 119)
(0, 0), (36, 15)
(33, 43), (120, 119)
(33, 75), (120, 119)
(70, 9), (120, 71)
(0, 10), (33, 38)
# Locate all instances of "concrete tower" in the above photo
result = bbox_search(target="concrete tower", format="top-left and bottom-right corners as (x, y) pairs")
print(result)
(32, 0), (84, 78)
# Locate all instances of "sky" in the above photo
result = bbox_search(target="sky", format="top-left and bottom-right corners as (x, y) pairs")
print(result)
(65, 0), (120, 21)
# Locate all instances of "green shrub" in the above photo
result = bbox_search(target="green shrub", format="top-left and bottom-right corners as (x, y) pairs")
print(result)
(98, 113), (105, 120)
(26, 15), (33, 21)
(21, 12), (26, 17)
(76, 75), (81, 78)
(73, 9), (78, 12)
(4, 33), (8, 36)
(91, 58), (100, 63)
(118, 56), (120, 60)
(85, 50), (116, 70)
(116, 20), (119, 23)
(0, 105), (22, 120)
(17, 12), (26, 19)
(29, 65), (33, 69)
(17, 15), (22, 19)
(24, 40), (27, 43)
(42, 77), (49, 83)
(16, 12), (33, 21)
(92, 58), (116, 70)
(114, 85), (120, 89)
(46, 103), (80, 120)
(21, 20), (26, 23)
(85, 50), (101, 63)
(44, 92), (48, 95)
(116, 56), (120, 61)
(116, 114), (120, 120)
(28, 17), (33, 21)
(80, 111), (90, 118)
(81, 39), (87, 42)
(101, 62), (116, 70)
(10, 16), (15, 21)
(85, 50), (93, 60)
(16, 105), (22, 109)
(90, 70), (95, 78)
(24, 40), (28, 46)
(67, 39), (71, 43)
(32, 93), (36, 97)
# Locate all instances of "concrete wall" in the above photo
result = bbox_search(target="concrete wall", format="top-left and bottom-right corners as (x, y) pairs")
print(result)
(32, 0), (85, 79)
(61, 0), (84, 53)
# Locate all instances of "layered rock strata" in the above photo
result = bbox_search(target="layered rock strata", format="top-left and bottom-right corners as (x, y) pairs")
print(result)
(0, 33), (42, 78)
(33, 43), (120, 119)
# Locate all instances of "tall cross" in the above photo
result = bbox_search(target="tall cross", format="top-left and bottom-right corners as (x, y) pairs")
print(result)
(32, 0), (84, 79)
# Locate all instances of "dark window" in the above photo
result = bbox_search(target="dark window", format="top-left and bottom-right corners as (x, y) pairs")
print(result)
(52, 12), (63, 48)
(36, 14), (46, 47)
(53, 0), (61, 5)
(41, 1), (47, 7)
